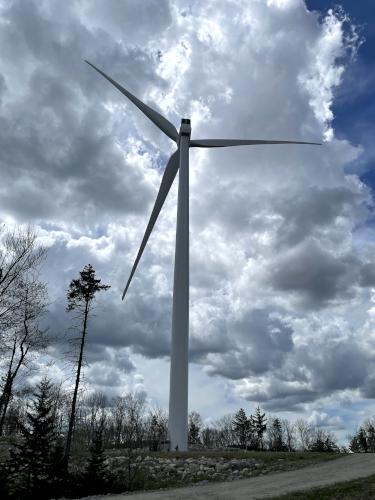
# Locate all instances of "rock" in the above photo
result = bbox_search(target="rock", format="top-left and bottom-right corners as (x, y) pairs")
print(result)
(197, 479), (209, 485)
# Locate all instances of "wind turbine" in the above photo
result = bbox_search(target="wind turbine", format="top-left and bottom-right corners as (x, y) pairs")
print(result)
(86, 60), (321, 451)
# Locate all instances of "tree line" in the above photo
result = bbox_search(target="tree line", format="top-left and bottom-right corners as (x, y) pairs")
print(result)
(349, 420), (375, 453)
(0, 376), (345, 498)
(193, 407), (339, 453)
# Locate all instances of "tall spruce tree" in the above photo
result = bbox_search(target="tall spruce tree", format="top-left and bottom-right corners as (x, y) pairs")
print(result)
(270, 417), (285, 451)
(6, 378), (62, 499)
(148, 414), (160, 451)
(366, 423), (375, 452)
(233, 408), (249, 449)
(252, 406), (267, 450)
(188, 411), (202, 445)
(357, 426), (368, 452)
(82, 428), (110, 495)
(348, 432), (361, 453)
(65, 264), (110, 464)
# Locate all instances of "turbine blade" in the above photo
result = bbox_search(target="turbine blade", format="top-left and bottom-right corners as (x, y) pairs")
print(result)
(85, 60), (179, 142)
(190, 139), (322, 147)
(122, 151), (179, 300)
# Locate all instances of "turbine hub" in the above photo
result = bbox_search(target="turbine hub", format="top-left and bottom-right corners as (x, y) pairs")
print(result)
(180, 118), (191, 137)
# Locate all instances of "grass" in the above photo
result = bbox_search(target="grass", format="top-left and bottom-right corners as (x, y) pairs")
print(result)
(268, 474), (375, 499)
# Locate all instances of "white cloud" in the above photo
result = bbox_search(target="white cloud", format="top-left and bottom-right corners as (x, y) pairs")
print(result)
(308, 410), (345, 429)
(0, 0), (372, 440)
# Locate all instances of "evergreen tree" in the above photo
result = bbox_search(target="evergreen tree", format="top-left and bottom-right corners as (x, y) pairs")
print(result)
(5, 378), (60, 499)
(0, 458), (9, 499)
(148, 415), (160, 451)
(252, 406), (267, 450)
(201, 426), (214, 448)
(366, 423), (375, 452)
(309, 428), (339, 452)
(357, 427), (368, 452)
(232, 408), (249, 449)
(269, 418), (285, 451)
(348, 433), (360, 453)
(65, 264), (110, 464)
(146, 410), (167, 451)
(188, 411), (202, 445)
(82, 429), (110, 495)
(48, 438), (66, 495)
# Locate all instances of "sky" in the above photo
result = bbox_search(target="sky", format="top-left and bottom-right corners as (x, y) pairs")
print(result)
(0, 0), (374, 443)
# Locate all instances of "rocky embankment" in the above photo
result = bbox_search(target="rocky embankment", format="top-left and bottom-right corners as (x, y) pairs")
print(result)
(109, 455), (261, 484)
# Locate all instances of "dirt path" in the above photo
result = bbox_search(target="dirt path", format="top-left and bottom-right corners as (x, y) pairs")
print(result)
(86, 454), (375, 499)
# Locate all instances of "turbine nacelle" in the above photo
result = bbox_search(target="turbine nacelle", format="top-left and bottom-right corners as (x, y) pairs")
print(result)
(180, 118), (191, 139)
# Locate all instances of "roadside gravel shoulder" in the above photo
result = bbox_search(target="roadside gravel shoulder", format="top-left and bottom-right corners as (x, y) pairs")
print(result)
(81, 453), (375, 500)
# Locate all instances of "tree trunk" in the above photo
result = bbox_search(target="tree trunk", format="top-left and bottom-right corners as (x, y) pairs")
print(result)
(64, 301), (89, 463)
(0, 376), (12, 435)
(0, 333), (28, 436)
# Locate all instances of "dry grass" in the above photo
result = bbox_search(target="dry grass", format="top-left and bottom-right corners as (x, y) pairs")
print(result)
(268, 474), (375, 500)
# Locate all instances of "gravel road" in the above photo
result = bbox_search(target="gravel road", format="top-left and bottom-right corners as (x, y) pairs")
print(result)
(85, 453), (375, 500)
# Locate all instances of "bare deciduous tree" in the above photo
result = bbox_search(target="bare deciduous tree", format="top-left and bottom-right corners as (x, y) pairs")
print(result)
(0, 226), (46, 333)
(110, 395), (127, 448)
(295, 418), (312, 451)
(281, 418), (296, 452)
(121, 392), (146, 490)
(77, 391), (107, 447)
(213, 414), (235, 448)
(0, 276), (49, 435)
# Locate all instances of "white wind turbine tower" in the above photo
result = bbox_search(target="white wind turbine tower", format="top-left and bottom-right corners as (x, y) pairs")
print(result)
(86, 61), (321, 451)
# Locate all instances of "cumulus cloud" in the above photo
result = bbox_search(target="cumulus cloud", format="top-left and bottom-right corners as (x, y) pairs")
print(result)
(0, 0), (373, 436)
(308, 410), (345, 430)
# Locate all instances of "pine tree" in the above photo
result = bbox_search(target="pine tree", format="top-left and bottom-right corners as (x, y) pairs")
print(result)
(357, 427), (368, 452)
(309, 429), (339, 452)
(366, 424), (375, 452)
(188, 411), (202, 446)
(148, 415), (159, 451)
(148, 413), (167, 451)
(233, 408), (249, 449)
(65, 264), (110, 464)
(348, 433), (360, 453)
(82, 429), (110, 495)
(270, 418), (285, 451)
(6, 378), (60, 499)
(201, 427), (214, 448)
(252, 406), (267, 450)
(48, 438), (66, 497)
